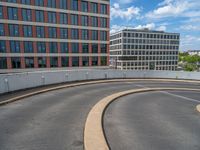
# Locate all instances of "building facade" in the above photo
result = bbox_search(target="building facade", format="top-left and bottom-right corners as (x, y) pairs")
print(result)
(110, 29), (180, 70)
(0, 0), (110, 70)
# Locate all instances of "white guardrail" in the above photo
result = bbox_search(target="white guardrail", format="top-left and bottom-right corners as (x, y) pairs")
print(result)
(0, 69), (200, 94)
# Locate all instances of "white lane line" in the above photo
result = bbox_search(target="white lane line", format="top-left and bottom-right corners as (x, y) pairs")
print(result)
(160, 91), (200, 103)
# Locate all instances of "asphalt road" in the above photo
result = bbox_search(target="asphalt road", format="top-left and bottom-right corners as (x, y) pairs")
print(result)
(104, 90), (200, 150)
(0, 81), (200, 150)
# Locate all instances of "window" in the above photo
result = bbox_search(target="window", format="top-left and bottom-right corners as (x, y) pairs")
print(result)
(48, 12), (56, 23)
(60, 43), (68, 53)
(100, 4), (107, 14)
(22, 9), (32, 21)
(35, 0), (44, 6)
(91, 3), (98, 13)
(60, 13), (67, 24)
(81, 1), (88, 12)
(61, 57), (69, 67)
(0, 6), (3, 19)
(71, 0), (78, 11)
(9, 24), (19, 36)
(47, 0), (56, 8)
(72, 57), (79, 66)
(49, 42), (57, 53)
(92, 44), (98, 53)
(91, 30), (98, 40)
(37, 42), (46, 53)
(71, 29), (79, 39)
(0, 57), (7, 69)
(100, 31), (107, 41)
(38, 57), (46, 68)
(25, 57), (34, 68)
(91, 17), (98, 27)
(60, 28), (68, 39)
(7, 0), (17, 2)
(48, 27), (57, 38)
(81, 16), (88, 26)
(101, 57), (107, 66)
(82, 56), (89, 66)
(92, 57), (98, 66)
(82, 29), (88, 40)
(0, 41), (6, 53)
(82, 43), (88, 53)
(60, 0), (67, 9)
(23, 25), (32, 37)
(101, 44), (107, 53)
(71, 43), (79, 53)
(21, 0), (31, 5)
(50, 57), (58, 67)
(36, 26), (45, 38)
(11, 57), (21, 68)
(8, 7), (18, 20)
(0, 24), (4, 36)
(35, 10), (44, 22)
(100, 18), (107, 28)
(10, 41), (20, 53)
(71, 14), (78, 25)
(24, 41), (33, 53)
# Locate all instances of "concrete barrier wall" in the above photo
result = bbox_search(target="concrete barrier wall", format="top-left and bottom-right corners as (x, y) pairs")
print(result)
(0, 69), (200, 94)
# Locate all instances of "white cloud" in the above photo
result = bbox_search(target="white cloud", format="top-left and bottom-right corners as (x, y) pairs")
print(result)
(110, 23), (167, 34)
(134, 23), (155, 30)
(111, 3), (141, 20)
(180, 35), (200, 51)
(158, 0), (174, 6)
(110, 25), (126, 34)
(146, 0), (200, 19)
(180, 25), (200, 31)
(157, 26), (167, 31)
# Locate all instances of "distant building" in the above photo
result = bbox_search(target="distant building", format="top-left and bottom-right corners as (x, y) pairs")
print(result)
(0, 0), (110, 70)
(110, 29), (180, 70)
(188, 50), (200, 56)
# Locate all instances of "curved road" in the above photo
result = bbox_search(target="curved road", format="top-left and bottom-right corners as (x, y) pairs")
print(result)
(0, 81), (200, 150)
(104, 90), (200, 150)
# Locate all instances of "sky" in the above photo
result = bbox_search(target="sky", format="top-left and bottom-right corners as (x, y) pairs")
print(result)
(110, 0), (200, 51)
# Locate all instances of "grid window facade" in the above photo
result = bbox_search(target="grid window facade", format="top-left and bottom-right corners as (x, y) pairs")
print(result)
(0, 0), (110, 69)
(110, 29), (180, 70)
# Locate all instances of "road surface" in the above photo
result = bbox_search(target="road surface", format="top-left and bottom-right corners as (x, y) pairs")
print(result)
(0, 81), (200, 150)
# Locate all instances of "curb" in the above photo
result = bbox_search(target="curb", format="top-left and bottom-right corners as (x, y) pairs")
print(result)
(1, 79), (200, 106)
(84, 88), (200, 150)
(197, 104), (200, 113)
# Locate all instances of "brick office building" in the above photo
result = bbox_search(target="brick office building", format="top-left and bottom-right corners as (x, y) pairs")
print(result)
(0, 0), (110, 70)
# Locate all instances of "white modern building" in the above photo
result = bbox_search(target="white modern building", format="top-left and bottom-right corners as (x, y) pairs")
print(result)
(110, 28), (180, 70)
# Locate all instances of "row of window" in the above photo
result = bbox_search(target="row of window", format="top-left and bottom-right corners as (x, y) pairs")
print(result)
(110, 44), (179, 50)
(0, 7), (108, 27)
(110, 39), (179, 45)
(110, 32), (179, 40)
(120, 66), (177, 71)
(0, 24), (108, 40)
(0, 40), (108, 53)
(117, 56), (178, 61)
(120, 61), (178, 66)
(5, 0), (108, 14)
(0, 56), (108, 69)
(110, 50), (179, 56)
(122, 45), (179, 50)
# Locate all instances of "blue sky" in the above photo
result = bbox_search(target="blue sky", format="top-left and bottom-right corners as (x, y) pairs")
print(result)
(110, 0), (200, 51)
